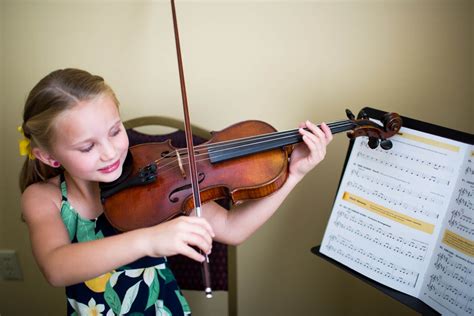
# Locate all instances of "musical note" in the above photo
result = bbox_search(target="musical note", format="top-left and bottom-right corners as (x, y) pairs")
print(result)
(335, 207), (429, 260)
(350, 169), (445, 206)
(448, 208), (474, 236)
(446, 157), (474, 236)
(356, 152), (451, 186)
(359, 141), (455, 174)
(465, 166), (474, 176)
(425, 252), (474, 315)
(325, 234), (419, 288)
(346, 180), (440, 219)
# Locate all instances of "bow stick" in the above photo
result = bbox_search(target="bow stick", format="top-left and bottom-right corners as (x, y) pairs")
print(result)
(170, 0), (213, 298)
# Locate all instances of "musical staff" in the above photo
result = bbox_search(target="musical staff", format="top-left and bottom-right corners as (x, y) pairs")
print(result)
(433, 253), (473, 286)
(425, 253), (474, 315)
(356, 151), (451, 186)
(334, 207), (429, 261)
(448, 209), (474, 236)
(359, 141), (456, 174)
(447, 158), (474, 235)
(465, 166), (474, 176)
(325, 234), (420, 288)
(346, 179), (440, 220)
(350, 169), (445, 206)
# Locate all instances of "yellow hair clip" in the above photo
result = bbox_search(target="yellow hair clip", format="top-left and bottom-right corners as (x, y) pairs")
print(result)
(18, 126), (35, 160)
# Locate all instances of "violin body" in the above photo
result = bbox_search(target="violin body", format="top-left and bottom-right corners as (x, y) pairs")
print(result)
(104, 120), (291, 232)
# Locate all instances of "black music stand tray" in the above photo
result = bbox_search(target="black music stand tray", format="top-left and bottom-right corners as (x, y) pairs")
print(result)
(312, 246), (440, 316)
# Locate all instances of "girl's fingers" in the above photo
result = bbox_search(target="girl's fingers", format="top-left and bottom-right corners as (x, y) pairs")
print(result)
(319, 122), (333, 142)
(180, 245), (206, 262)
(299, 121), (333, 155)
(299, 123), (323, 150)
(304, 121), (328, 141)
(173, 217), (214, 258)
(183, 215), (215, 238)
(180, 231), (212, 262)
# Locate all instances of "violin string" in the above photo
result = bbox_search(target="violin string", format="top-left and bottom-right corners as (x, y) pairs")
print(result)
(151, 120), (355, 176)
(153, 120), (356, 175)
(153, 119), (353, 167)
(154, 125), (355, 179)
(152, 120), (354, 171)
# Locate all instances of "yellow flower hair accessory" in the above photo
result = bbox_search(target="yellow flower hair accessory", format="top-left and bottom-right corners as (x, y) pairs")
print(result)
(18, 126), (35, 160)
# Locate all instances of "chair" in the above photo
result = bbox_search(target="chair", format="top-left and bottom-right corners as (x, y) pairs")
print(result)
(123, 116), (237, 316)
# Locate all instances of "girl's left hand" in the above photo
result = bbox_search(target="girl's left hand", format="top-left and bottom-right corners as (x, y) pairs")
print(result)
(288, 121), (333, 180)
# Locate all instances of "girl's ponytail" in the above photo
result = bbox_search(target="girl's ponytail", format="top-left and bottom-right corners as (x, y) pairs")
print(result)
(19, 157), (62, 193)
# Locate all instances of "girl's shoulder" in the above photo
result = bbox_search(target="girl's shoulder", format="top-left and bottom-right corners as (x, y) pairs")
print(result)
(21, 176), (62, 217)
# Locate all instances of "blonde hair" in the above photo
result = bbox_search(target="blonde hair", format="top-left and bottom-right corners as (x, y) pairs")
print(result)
(19, 68), (120, 192)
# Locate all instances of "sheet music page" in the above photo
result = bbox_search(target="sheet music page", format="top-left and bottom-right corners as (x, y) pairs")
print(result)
(420, 147), (474, 316)
(320, 125), (468, 297)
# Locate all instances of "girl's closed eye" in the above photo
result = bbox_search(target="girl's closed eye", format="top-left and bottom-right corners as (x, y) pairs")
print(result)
(111, 127), (121, 137)
(79, 144), (94, 153)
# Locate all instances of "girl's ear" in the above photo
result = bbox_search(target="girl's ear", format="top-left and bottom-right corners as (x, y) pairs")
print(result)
(32, 147), (60, 168)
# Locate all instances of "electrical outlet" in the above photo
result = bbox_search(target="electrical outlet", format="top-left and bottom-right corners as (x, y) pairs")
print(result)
(0, 250), (23, 280)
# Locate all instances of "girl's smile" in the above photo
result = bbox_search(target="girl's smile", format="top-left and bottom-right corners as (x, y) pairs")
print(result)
(98, 159), (121, 174)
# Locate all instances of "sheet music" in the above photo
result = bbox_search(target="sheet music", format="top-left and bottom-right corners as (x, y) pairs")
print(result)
(320, 125), (472, 299)
(420, 149), (474, 315)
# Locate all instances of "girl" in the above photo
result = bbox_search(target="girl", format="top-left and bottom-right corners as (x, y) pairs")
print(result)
(19, 68), (332, 315)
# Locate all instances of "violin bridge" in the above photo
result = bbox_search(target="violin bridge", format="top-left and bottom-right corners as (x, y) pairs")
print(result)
(176, 150), (187, 179)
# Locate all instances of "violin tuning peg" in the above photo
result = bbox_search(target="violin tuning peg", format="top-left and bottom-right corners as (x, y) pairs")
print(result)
(357, 110), (369, 120)
(368, 137), (379, 149)
(345, 109), (355, 120)
(380, 139), (393, 150)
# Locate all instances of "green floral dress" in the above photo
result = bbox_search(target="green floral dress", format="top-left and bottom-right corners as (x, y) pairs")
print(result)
(59, 174), (191, 315)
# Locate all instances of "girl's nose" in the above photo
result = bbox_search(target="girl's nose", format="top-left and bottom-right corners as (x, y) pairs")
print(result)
(101, 141), (117, 161)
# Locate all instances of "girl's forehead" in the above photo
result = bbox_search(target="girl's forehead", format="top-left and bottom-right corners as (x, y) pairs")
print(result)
(54, 94), (120, 140)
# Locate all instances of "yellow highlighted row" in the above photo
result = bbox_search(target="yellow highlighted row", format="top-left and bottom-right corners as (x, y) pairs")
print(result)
(398, 132), (459, 152)
(442, 230), (474, 257)
(342, 192), (434, 234)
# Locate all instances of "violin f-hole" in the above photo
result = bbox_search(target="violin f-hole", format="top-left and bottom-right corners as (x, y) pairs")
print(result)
(168, 172), (206, 203)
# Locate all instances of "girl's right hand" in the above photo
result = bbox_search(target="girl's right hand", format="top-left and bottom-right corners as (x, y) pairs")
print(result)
(142, 216), (215, 262)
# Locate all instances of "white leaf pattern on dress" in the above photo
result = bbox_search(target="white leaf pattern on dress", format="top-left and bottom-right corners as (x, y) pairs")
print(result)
(119, 280), (141, 314)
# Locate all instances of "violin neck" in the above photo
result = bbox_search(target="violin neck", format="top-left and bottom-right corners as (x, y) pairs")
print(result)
(208, 120), (356, 163)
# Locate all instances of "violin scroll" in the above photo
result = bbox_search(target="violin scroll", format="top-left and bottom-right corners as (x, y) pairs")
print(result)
(346, 109), (402, 150)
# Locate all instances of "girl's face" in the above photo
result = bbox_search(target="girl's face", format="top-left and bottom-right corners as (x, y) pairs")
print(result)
(50, 94), (129, 183)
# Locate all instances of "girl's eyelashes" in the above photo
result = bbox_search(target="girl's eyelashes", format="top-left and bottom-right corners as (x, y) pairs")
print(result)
(111, 127), (121, 137)
(79, 144), (94, 153)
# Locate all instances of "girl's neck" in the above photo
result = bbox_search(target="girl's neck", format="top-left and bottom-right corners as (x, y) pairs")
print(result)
(63, 172), (103, 218)
(64, 172), (98, 196)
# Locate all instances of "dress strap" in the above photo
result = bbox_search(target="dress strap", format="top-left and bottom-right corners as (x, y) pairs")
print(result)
(59, 173), (68, 201)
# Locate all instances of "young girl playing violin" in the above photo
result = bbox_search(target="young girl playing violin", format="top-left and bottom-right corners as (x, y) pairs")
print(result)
(19, 68), (332, 315)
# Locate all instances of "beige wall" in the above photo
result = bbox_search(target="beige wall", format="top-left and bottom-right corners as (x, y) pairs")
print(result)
(0, 0), (4, 248)
(1, 1), (472, 315)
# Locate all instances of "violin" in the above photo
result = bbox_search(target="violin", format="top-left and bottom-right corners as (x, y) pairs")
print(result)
(100, 108), (402, 232)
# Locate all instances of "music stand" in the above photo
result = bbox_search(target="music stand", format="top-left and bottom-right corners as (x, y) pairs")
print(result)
(312, 107), (474, 316)
(312, 246), (440, 315)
